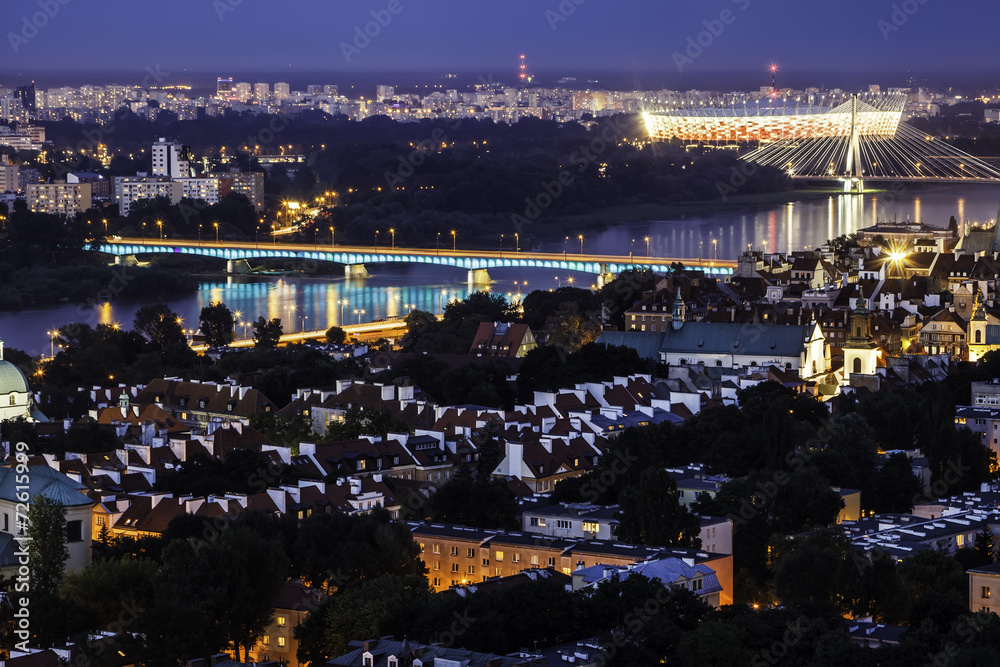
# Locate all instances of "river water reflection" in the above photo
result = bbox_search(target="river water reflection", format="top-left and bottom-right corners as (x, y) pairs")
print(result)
(2, 185), (999, 356)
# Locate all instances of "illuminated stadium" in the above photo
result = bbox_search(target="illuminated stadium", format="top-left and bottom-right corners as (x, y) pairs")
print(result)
(642, 91), (1000, 187)
(643, 92), (904, 143)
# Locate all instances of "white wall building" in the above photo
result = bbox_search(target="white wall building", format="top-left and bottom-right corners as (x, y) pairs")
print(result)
(151, 138), (191, 179)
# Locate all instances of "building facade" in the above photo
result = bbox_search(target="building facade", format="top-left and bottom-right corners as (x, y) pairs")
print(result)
(27, 182), (92, 216)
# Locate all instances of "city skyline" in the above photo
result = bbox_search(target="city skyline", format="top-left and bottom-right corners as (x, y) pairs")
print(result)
(2, 0), (998, 82)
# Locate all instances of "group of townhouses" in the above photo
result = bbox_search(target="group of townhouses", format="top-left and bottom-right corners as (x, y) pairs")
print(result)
(10, 216), (1000, 663)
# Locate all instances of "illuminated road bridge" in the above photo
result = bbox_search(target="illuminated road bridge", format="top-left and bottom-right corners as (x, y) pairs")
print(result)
(97, 238), (735, 287)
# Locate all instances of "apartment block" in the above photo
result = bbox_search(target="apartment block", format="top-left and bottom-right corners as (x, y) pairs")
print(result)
(27, 182), (92, 216)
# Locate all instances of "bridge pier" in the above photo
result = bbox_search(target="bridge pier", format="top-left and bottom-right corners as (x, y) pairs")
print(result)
(226, 259), (249, 274)
(468, 269), (492, 288)
(842, 177), (864, 194)
(597, 264), (616, 288)
(345, 264), (370, 279)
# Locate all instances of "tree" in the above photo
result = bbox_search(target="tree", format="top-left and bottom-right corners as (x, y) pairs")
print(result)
(546, 300), (602, 354)
(616, 468), (701, 548)
(325, 325), (347, 344)
(295, 575), (431, 663)
(199, 301), (235, 348)
(27, 496), (69, 598)
(975, 525), (995, 564)
(253, 316), (283, 348)
(155, 525), (288, 662)
(133, 303), (186, 349)
(61, 557), (158, 629)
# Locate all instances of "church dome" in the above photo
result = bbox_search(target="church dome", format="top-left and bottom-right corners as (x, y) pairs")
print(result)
(0, 360), (29, 395)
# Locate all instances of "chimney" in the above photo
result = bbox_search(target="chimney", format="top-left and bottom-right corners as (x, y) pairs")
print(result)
(349, 477), (361, 495)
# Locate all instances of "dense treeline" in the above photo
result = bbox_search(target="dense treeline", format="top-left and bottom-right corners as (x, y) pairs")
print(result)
(12, 111), (793, 249)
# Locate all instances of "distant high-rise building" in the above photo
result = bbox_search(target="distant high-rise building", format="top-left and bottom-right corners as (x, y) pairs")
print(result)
(151, 138), (192, 179)
(324, 85), (339, 97)
(234, 82), (252, 103)
(274, 83), (290, 101)
(14, 83), (35, 112)
(254, 83), (269, 103)
(306, 85), (322, 95)
(446, 89), (458, 102)
(0, 162), (18, 193)
(376, 85), (394, 103)
(217, 77), (234, 99)
(227, 170), (265, 211)
(869, 84), (881, 93)
(0, 97), (25, 123)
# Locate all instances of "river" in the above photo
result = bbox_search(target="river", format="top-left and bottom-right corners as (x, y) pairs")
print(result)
(2, 184), (998, 357)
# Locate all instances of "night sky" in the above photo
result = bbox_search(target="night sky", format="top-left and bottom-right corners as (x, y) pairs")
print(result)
(2, 0), (997, 88)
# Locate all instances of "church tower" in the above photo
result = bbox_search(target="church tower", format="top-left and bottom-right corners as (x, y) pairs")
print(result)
(672, 288), (685, 330)
(842, 286), (879, 380)
(969, 290), (989, 361)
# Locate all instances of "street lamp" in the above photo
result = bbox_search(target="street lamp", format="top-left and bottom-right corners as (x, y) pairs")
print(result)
(330, 226), (335, 248)
(102, 218), (107, 234)
(340, 298), (349, 323)
(214, 222), (220, 243)
(499, 233), (504, 256)
(451, 230), (456, 251)
(712, 238), (718, 263)
(48, 329), (57, 358)
(578, 234), (583, 255)
(644, 236), (650, 258)
(564, 236), (568, 259)
(440, 288), (449, 312)
(141, 222), (146, 241)
(375, 230), (380, 251)
(390, 228), (395, 250)
(156, 219), (163, 240)
(436, 232), (441, 254)
(515, 232), (519, 253)
(199, 223), (203, 242)
(354, 308), (365, 324)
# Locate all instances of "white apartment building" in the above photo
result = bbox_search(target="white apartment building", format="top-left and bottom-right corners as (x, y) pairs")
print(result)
(27, 182), (92, 216)
(254, 83), (269, 103)
(0, 163), (17, 193)
(177, 176), (221, 206)
(117, 177), (182, 215)
(151, 138), (191, 179)
(273, 82), (290, 101)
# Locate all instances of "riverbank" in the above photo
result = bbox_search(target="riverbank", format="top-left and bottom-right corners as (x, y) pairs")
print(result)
(533, 188), (846, 240)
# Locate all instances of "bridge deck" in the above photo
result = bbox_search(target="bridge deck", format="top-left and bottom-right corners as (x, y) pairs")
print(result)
(98, 238), (737, 275)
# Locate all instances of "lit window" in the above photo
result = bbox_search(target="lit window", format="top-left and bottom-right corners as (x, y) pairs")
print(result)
(277, 637), (286, 648)
(495, 551), (504, 561)
(277, 616), (286, 627)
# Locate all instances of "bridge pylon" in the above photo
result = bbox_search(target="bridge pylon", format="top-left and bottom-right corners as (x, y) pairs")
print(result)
(842, 94), (865, 194)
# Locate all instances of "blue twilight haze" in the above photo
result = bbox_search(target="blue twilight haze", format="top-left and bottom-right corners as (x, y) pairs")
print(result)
(1, 0), (996, 85)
